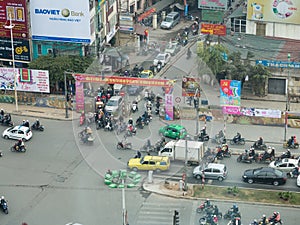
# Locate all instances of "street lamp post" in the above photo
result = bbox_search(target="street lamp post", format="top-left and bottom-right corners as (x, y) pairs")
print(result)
(4, 14), (18, 112)
(284, 53), (291, 141)
(64, 71), (69, 118)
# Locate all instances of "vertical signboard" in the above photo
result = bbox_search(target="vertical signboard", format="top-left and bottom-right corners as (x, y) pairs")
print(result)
(30, 0), (91, 43)
(220, 80), (241, 114)
(165, 86), (174, 121)
(75, 81), (85, 112)
(0, 0), (28, 39)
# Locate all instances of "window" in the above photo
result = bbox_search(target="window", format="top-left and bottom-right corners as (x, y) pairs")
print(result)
(256, 22), (266, 36)
(149, 161), (155, 165)
(37, 44), (42, 55)
(47, 49), (53, 54)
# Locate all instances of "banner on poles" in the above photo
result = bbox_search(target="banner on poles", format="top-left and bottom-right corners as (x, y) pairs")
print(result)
(165, 86), (174, 121)
(220, 80), (241, 106)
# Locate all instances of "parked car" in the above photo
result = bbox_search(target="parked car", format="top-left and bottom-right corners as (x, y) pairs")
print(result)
(153, 53), (171, 67)
(269, 158), (300, 173)
(2, 125), (32, 141)
(127, 156), (170, 172)
(165, 41), (181, 56)
(193, 163), (228, 181)
(242, 167), (287, 186)
(159, 124), (187, 139)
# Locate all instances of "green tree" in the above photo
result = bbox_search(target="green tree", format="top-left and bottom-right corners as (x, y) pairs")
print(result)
(248, 64), (271, 97)
(28, 55), (93, 92)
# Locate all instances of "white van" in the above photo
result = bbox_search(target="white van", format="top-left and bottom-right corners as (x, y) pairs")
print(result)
(160, 12), (180, 29)
(113, 84), (124, 96)
(105, 96), (123, 114)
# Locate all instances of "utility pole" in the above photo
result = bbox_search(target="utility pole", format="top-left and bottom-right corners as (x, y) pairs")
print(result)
(284, 53), (291, 141)
(194, 88), (200, 135)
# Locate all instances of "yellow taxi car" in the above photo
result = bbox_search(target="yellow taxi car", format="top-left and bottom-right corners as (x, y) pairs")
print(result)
(140, 70), (154, 78)
(127, 156), (170, 172)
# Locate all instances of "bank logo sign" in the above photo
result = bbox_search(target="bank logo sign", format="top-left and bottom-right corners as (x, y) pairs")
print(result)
(30, 0), (90, 43)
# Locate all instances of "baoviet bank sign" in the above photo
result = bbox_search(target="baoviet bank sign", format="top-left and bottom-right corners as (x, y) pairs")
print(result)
(200, 23), (226, 36)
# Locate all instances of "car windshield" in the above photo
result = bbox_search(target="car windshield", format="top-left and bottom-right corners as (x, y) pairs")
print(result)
(139, 157), (145, 164)
(180, 128), (187, 133)
(274, 169), (283, 176)
(156, 55), (165, 60)
(107, 100), (118, 106)
(253, 168), (263, 175)
(165, 17), (172, 22)
(140, 73), (148, 78)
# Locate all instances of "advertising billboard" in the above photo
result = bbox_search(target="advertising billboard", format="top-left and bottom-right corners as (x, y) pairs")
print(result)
(201, 23), (226, 36)
(0, 37), (30, 62)
(198, 0), (228, 11)
(220, 79), (241, 106)
(182, 77), (201, 97)
(0, 0), (28, 39)
(0, 68), (50, 93)
(247, 0), (300, 25)
(30, 0), (91, 43)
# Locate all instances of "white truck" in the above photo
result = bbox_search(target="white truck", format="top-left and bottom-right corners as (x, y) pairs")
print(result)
(158, 140), (204, 165)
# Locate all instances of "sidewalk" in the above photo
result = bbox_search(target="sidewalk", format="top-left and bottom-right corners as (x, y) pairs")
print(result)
(0, 102), (79, 121)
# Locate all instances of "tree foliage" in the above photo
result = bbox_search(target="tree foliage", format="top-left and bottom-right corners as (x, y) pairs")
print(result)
(28, 55), (93, 86)
(197, 44), (271, 96)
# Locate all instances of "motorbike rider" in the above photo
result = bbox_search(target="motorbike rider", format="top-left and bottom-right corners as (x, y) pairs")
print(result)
(212, 215), (218, 224)
(146, 100), (152, 111)
(288, 136), (295, 147)
(254, 137), (264, 148)
(283, 148), (291, 159)
(269, 212), (281, 224)
(231, 217), (241, 225)
(132, 100), (138, 111)
(231, 204), (239, 217)
(0, 109), (4, 121)
(222, 144), (229, 153)
(233, 132), (241, 143)
(250, 219), (259, 225)
(200, 127), (207, 137)
(34, 119), (40, 129)
(260, 214), (268, 225)
(249, 147), (256, 157)
(290, 166), (300, 177)
(16, 139), (24, 151)
(135, 150), (141, 158)
(3, 114), (11, 124)
(0, 196), (6, 206)
(204, 198), (211, 208)
(213, 205), (219, 216)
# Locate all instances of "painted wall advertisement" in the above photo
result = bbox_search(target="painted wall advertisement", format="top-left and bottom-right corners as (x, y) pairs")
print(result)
(201, 23), (226, 36)
(182, 77), (201, 97)
(0, 67), (50, 93)
(0, 0), (28, 39)
(30, 0), (91, 43)
(247, 0), (300, 25)
(220, 79), (241, 106)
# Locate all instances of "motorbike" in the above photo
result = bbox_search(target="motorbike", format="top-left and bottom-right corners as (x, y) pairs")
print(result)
(104, 119), (113, 132)
(199, 214), (217, 225)
(11, 143), (26, 153)
(125, 127), (137, 137)
(236, 153), (254, 163)
(197, 133), (210, 142)
(31, 122), (45, 131)
(252, 142), (267, 150)
(255, 153), (275, 163)
(196, 201), (214, 213)
(283, 141), (299, 149)
(136, 119), (144, 129)
(211, 134), (226, 145)
(223, 210), (241, 220)
(230, 138), (246, 145)
(117, 141), (132, 150)
(0, 119), (13, 127)
(96, 118), (105, 130)
(0, 200), (8, 214)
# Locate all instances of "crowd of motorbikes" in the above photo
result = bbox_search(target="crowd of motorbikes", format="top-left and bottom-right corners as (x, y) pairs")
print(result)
(196, 200), (282, 225)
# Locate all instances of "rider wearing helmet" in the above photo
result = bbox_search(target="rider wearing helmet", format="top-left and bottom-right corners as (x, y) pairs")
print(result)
(260, 214), (268, 225)
(0, 196), (6, 205)
(233, 132), (241, 143)
(35, 119), (40, 129)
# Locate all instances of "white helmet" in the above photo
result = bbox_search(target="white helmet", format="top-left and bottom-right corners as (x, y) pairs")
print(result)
(1, 196), (4, 200)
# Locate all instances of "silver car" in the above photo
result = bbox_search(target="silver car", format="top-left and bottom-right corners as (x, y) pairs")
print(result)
(193, 163), (228, 181)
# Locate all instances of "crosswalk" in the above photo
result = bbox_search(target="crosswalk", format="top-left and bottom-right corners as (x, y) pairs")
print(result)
(134, 200), (185, 225)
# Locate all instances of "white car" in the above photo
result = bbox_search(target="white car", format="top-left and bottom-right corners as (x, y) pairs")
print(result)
(2, 126), (32, 141)
(153, 53), (171, 67)
(269, 158), (299, 172)
(297, 175), (300, 187)
(165, 42), (181, 56)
